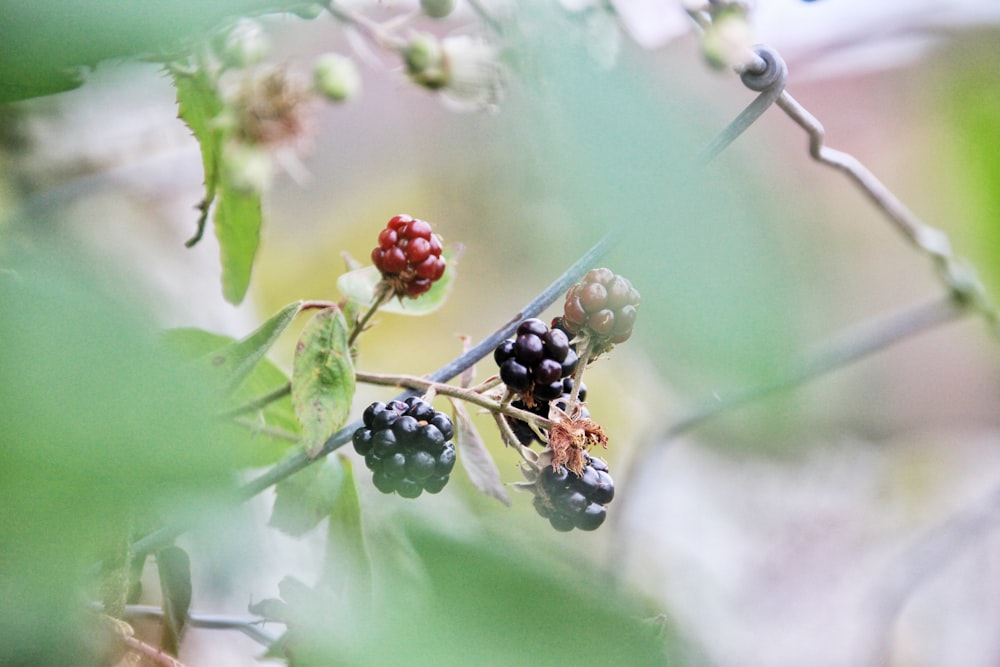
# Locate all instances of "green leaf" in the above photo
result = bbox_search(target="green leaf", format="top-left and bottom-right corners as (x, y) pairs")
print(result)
(159, 327), (233, 359)
(260, 521), (685, 667)
(322, 455), (371, 598)
(291, 307), (355, 456)
(160, 322), (303, 465)
(207, 301), (303, 393)
(269, 457), (345, 537)
(0, 245), (241, 664)
(0, 1), (297, 102)
(336, 247), (458, 316)
(156, 546), (192, 657)
(215, 184), (264, 305)
(173, 68), (225, 204)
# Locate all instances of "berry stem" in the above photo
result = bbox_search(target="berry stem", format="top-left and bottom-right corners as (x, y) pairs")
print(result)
(347, 284), (392, 347)
(565, 334), (594, 415)
(324, 2), (408, 51)
(492, 412), (540, 469)
(354, 370), (552, 431)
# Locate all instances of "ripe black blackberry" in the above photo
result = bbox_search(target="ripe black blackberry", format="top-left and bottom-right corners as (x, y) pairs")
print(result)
(352, 397), (455, 498)
(507, 378), (588, 446)
(494, 318), (578, 404)
(532, 452), (614, 532)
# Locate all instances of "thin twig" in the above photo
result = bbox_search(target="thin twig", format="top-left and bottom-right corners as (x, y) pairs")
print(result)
(130, 232), (618, 557)
(121, 634), (188, 667)
(347, 284), (392, 348)
(665, 295), (965, 441)
(354, 370), (551, 429)
(325, 2), (407, 52)
(122, 604), (279, 647)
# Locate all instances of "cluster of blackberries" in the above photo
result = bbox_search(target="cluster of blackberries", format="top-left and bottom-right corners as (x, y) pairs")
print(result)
(352, 398), (455, 498)
(493, 318), (579, 402)
(371, 214), (446, 297)
(532, 453), (615, 532)
(507, 378), (588, 446)
(562, 268), (640, 345)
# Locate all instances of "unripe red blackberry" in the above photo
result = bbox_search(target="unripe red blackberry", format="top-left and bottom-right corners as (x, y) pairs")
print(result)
(561, 269), (640, 346)
(531, 452), (614, 532)
(371, 214), (447, 298)
(494, 318), (575, 404)
(353, 397), (455, 497)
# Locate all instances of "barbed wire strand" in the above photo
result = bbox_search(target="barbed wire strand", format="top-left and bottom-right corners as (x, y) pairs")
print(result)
(129, 231), (619, 558)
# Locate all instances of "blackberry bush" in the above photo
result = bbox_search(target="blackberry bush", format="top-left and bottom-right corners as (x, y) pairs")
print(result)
(531, 453), (615, 532)
(371, 214), (447, 298)
(352, 397), (455, 498)
(493, 318), (578, 404)
(561, 268), (640, 347)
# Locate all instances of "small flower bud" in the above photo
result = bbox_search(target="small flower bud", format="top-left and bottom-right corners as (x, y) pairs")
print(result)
(313, 53), (360, 102)
(404, 33), (448, 90)
(439, 35), (504, 111)
(222, 141), (274, 193)
(217, 19), (270, 69)
(289, 3), (325, 20)
(701, 10), (755, 70)
(420, 0), (456, 19)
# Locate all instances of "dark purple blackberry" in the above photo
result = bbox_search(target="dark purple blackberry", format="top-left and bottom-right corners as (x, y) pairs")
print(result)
(494, 318), (580, 405)
(532, 452), (614, 532)
(352, 398), (455, 497)
(506, 382), (588, 446)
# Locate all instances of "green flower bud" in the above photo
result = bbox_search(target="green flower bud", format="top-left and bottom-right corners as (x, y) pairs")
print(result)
(313, 53), (360, 102)
(222, 141), (274, 193)
(420, 0), (456, 19)
(404, 33), (448, 90)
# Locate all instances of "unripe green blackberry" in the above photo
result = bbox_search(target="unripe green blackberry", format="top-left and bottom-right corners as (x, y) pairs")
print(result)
(561, 269), (640, 346)
(531, 452), (614, 532)
(371, 214), (447, 298)
(494, 318), (575, 404)
(353, 397), (455, 497)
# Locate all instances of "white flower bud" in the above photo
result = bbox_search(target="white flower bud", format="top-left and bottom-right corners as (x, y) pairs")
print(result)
(218, 19), (271, 68)
(313, 53), (360, 102)
(439, 35), (504, 111)
(222, 141), (274, 193)
(702, 11), (756, 70)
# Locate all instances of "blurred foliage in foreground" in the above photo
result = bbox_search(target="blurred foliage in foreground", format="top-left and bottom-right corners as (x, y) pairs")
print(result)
(0, 242), (243, 664)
